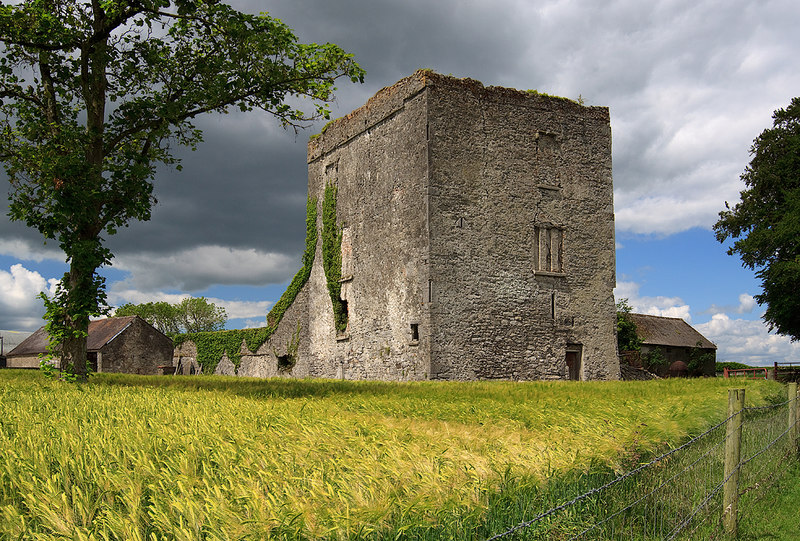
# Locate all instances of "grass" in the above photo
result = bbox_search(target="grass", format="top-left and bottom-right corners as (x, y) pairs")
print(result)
(0, 370), (788, 539)
(738, 461), (800, 540)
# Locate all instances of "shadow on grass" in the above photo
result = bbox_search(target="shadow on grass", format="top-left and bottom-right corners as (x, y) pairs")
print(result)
(90, 371), (436, 401)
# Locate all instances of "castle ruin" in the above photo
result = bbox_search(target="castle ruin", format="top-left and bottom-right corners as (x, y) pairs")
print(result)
(176, 71), (620, 381)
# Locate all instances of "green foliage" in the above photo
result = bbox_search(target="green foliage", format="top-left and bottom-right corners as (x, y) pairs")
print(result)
(116, 297), (226, 334)
(174, 196), (317, 372)
(714, 96), (800, 339)
(115, 301), (181, 334)
(322, 182), (348, 333)
(615, 299), (642, 353)
(687, 342), (714, 376)
(37, 279), (107, 381)
(177, 297), (227, 334)
(717, 361), (755, 371)
(525, 88), (581, 105)
(0, 0), (363, 382)
(266, 196), (317, 328)
(644, 347), (668, 369)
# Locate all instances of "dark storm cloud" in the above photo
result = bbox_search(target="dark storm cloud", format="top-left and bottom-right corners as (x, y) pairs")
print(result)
(107, 113), (311, 258)
(2, 0), (799, 291)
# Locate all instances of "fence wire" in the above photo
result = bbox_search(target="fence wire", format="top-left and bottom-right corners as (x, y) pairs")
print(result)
(486, 392), (799, 541)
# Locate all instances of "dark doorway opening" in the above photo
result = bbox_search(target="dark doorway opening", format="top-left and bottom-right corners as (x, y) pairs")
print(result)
(565, 345), (582, 381)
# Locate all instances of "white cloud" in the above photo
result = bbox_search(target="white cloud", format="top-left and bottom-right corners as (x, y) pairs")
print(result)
(110, 245), (296, 292)
(614, 281), (691, 322)
(0, 264), (59, 331)
(736, 293), (757, 314)
(696, 313), (800, 366)
(240, 318), (268, 330)
(215, 298), (273, 320)
(0, 238), (65, 262)
(704, 293), (759, 316)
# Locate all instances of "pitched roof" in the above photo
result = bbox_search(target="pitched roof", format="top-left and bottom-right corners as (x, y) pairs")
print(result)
(6, 316), (140, 357)
(627, 313), (716, 350)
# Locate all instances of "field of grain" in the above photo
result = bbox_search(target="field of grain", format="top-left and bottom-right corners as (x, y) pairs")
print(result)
(0, 371), (785, 539)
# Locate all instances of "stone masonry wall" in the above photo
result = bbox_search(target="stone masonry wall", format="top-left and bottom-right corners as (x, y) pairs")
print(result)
(424, 75), (619, 380)
(101, 317), (172, 375)
(305, 75), (432, 380)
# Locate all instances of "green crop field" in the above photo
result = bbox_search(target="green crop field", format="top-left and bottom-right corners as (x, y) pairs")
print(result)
(0, 370), (786, 539)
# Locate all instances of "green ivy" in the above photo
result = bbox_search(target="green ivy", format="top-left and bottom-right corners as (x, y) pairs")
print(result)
(173, 196), (318, 373)
(267, 196), (318, 328)
(322, 182), (348, 333)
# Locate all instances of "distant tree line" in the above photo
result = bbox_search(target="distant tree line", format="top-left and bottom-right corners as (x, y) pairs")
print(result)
(115, 297), (226, 336)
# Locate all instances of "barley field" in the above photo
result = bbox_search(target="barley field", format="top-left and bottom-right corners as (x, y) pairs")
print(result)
(0, 370), (784, 539)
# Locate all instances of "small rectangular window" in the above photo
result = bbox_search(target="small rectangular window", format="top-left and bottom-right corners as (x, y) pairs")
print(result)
(534, 225), (564, 274)
(411, 323), (419, 342)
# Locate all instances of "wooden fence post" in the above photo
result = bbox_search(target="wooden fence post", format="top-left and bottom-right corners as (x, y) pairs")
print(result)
(722, 388), (745, 536)
(789, 382), (798, 453)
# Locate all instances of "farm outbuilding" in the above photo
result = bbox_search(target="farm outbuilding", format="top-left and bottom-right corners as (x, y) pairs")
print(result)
(5, 316), (173, 375)
(626, 313), (716, 377)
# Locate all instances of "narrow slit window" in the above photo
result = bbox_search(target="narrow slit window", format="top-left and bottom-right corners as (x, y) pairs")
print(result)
(411, 323), (419, 341)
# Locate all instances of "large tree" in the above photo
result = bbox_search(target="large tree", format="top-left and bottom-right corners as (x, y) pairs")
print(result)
(714, 97), (800, 339)
(0, 0), (363, 381)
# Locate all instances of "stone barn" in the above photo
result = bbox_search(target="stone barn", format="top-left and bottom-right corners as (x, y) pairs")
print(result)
(6, 316), (173, 375)
(177, 70), (620, 381)
(626, 313), (717, 377)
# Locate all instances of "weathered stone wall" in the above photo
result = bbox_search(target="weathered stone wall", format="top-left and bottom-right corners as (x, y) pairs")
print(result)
(302, 71), (617, 381)
(305, 75), (432, 380)
(100, 317), (173, 375)
(5, 355), (40, 369)
(425, 75), (619, 380)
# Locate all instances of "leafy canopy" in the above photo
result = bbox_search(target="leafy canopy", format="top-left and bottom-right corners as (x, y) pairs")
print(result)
(714, 97), (800, 339)
(0, 0), (363, 380)
(115, 296), (226, 335)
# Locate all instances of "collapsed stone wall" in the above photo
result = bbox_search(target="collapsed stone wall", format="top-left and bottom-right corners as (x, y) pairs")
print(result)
(172, 286), (309, 377)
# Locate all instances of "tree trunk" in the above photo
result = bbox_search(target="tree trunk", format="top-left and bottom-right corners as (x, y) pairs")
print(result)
(59, 261), (94, 382)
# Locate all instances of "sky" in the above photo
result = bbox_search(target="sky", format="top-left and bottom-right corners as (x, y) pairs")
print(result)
(2, 0), (800, 366)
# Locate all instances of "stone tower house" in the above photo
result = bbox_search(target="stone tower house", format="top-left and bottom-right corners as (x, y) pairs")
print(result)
(297, 71), (619, 381)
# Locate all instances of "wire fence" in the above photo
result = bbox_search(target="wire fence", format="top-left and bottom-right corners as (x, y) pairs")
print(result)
(486, 386), (799, 540)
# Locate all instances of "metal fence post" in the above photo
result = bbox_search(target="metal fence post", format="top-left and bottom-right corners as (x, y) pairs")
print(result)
(722, 388), (745, 536)
(789, 382), (798, 453)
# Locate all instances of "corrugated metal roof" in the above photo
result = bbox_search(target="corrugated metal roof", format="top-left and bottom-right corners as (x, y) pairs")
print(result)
(627, 313), (716, 349)
(6, 316), (139, 357)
